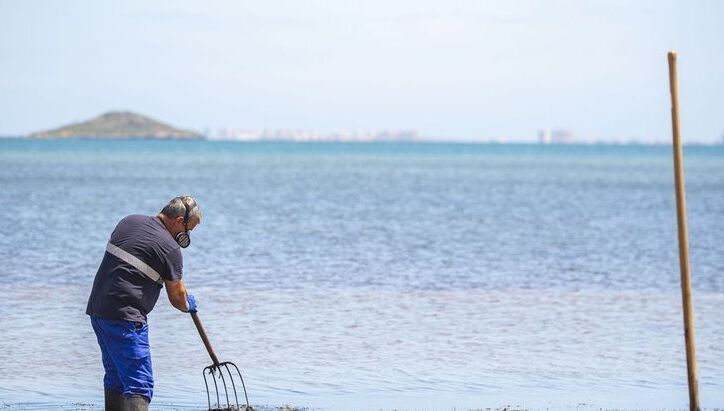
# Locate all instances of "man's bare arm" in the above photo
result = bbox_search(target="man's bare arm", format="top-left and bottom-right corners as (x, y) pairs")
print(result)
(165, 279), (190, 312)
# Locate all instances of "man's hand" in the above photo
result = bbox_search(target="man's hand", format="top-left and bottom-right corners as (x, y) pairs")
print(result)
(187, 294), (198, 313)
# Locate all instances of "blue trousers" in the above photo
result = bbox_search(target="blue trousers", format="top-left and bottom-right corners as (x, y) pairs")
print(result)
(90, 316), (154, 401)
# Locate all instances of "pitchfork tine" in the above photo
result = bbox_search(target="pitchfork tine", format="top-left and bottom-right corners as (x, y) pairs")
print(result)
(223, 363), (240, 409)
(210, 367), (221, 409)
(203, 368), (212, 410)
(218, 364), (231, 408)
(228, 361), (250, 408)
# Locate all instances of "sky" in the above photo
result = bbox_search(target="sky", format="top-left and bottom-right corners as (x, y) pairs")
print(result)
(1, 0), (723, 142)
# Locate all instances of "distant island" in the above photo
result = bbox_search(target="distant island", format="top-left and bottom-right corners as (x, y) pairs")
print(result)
(30, 111), (203, 139)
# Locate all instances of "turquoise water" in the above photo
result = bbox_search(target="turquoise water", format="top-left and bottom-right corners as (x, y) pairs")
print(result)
(0, 139), (723, 410)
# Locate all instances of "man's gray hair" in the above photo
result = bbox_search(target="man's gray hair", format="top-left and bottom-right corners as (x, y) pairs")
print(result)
(160, 196), (201, 220)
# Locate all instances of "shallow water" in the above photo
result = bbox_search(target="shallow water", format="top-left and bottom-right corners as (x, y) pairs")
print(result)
(0, 140), (723, 409)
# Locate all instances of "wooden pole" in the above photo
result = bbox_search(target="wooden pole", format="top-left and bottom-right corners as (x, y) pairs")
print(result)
(667, 50), (700, 411)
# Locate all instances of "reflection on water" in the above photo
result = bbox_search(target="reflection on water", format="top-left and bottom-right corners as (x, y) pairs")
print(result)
(1, 141), (723, 409)
(1, 285), (724, 409)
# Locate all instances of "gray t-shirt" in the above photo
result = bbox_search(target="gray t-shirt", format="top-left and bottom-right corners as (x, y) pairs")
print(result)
(86, 215), (183, 323)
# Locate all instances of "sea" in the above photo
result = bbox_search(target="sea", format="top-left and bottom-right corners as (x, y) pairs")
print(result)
(0, 139), (722, 410)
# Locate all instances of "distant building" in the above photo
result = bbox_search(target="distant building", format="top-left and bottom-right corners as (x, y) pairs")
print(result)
(538, 129), (551, 144)
(539, 129), (575, 144)
(209, 128), (420, 142)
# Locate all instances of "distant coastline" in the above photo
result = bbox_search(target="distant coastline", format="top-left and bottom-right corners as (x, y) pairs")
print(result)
(2, 134), (722, 146)
(6, 109), (722, 144)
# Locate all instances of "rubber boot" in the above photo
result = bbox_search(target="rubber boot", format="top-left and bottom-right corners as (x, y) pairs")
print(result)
(104, 389), (123, 411)
(123, 394), (149, 411)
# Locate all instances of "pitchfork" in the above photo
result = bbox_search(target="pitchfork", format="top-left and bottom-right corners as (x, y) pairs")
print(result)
(190, 311), (251, 411)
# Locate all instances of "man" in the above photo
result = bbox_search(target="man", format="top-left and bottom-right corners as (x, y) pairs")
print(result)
(86, 196), (201, 411)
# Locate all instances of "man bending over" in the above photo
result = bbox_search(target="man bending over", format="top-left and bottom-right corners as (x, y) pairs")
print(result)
(86, 196), (201, 411)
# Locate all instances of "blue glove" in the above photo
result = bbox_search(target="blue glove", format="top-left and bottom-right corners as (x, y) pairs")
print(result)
(187, 294), (198, 313)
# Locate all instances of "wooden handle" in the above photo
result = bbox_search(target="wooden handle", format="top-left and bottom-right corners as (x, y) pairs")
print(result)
(668, 50), (700, 411)
(191, 311), (221, 366)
